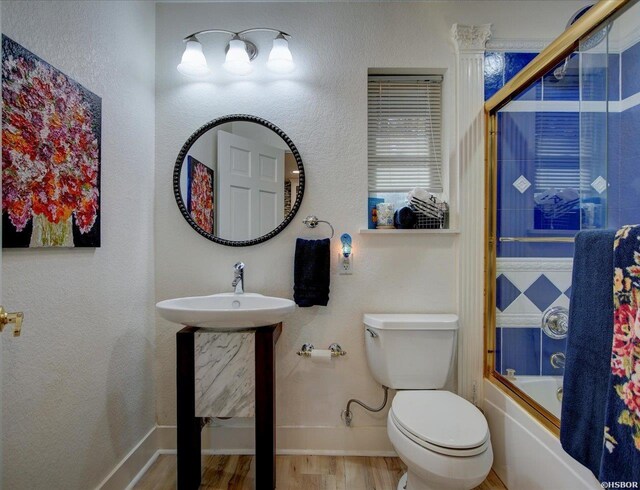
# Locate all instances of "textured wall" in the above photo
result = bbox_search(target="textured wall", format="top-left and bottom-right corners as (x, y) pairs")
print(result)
(1, 1), (156, 488)
(155, 0), (588, 449)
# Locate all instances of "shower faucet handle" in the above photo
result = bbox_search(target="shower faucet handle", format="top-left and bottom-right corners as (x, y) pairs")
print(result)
(550, 352), (566, 369)
(542, 306), (569, 339)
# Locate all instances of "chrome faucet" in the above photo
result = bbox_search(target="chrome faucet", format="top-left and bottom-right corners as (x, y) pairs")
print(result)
(232, 262), (245, 294)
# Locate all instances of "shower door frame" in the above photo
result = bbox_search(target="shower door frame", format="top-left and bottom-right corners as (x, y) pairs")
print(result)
(483, 0), (631, 436)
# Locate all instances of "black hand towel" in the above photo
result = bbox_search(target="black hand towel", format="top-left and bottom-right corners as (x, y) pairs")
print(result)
(293, 238), (330, 307)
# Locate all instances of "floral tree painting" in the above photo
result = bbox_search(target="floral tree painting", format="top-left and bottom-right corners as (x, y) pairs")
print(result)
(2, 35), (101, 248)
(187, 156), (214, 234)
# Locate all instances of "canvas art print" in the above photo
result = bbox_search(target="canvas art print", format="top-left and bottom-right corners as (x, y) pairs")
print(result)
(2, 35), (101, 248)
(187, 156), (214, 234)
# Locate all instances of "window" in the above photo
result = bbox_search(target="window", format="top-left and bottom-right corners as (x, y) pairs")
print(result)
(367, 75), (444, 195)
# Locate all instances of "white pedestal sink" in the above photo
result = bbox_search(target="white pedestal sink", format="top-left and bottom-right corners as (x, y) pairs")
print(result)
(156, 292), (295, 330)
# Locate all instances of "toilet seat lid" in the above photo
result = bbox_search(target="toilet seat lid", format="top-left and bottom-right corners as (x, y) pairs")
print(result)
(391, 391), (489, 451)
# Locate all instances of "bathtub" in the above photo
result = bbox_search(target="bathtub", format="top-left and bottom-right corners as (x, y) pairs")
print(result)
(511, 376), (563, 419)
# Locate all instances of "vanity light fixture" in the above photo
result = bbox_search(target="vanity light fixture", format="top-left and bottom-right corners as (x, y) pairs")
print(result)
(177, 28), (294, 78)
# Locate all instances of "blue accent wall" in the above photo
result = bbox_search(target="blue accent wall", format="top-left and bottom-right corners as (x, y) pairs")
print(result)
(611, 40), (640, 228)
(487, 43), (640, 378)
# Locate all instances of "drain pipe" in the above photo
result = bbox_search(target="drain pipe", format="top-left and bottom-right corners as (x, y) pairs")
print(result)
(341, 386), (389, 427)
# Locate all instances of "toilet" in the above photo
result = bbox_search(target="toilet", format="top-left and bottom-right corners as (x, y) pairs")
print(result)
(364, 314), (493, 490)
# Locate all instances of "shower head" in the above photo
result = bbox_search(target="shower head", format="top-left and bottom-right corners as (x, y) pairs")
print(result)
(569, 5), (610, 51)
(552, 4), (611, 81)
(553, 58), (570, 81)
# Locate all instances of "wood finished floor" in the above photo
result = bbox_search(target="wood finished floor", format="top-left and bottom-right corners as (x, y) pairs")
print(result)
(134, 454), (507, 490)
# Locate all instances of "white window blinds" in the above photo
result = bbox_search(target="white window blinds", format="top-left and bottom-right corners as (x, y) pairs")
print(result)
(533, 112), (590, 192)
(368, 75), (443, 193)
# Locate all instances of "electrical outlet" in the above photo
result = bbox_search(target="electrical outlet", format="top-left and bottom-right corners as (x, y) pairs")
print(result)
(338, 254), (353, 275)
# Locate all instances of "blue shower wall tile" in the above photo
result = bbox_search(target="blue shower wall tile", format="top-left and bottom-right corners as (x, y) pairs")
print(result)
(525, 275), (562, 312)
(618, 158), (640, 211)
(505, 53), (537, 81)
(608, 112), (621, 229)
(609, 53), (620, 101)
(514, 80), (542, 101)
(497, 241), (575, 258)
(543, 54), (579, 101)
(622, 40), (640, 99)
(496, 274), (521, 311)
(498, 111), (579, 163)
(619, 92), (640, 211)
(485, 51), (539, 101)
(498, 208), (533, 238)
(501, 327), (541, 375)
(578, 53), (608, 102)
(542, 336), (567, 375)
(506, 52), (541, 101)
(620, 208), (640, 227)
(495, 327), (502, 374)
(608, 112), (621, 168)
(485, 52), (505, 101)
(621, 104), (640, 161)
(497, 160), (536, 210)
(609, 208), (622, 230)
(498, 112), (536, 161)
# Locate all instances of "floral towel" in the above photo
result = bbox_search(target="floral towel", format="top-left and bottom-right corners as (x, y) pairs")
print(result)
(600, 225), (640, 484)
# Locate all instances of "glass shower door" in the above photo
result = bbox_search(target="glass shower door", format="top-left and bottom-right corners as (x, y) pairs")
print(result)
(492, 32), (612, 421)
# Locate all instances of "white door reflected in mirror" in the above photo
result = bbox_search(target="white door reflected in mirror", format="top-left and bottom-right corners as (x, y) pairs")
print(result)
(176, 117), (304, 245)
(217, 130), (284, 241)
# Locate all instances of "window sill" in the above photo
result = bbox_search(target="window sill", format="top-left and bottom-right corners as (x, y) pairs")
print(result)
(358, 228), (460, 235)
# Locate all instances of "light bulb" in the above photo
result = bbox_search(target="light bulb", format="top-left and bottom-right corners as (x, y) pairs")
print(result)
(340, 233), (352, 258)
(177, 38), (210, 77)
(267, 33), (294, 74)
(223, 37), (252, 75)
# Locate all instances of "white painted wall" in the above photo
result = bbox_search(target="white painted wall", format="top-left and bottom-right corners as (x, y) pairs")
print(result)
(1, 1), (156, 488)
(155, 0), (589, 452)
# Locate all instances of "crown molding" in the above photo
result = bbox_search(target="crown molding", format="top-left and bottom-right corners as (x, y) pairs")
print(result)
(486, 37), (551, 53)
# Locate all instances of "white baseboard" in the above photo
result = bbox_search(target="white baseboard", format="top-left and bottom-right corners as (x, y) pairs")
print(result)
(98, 424), (395, 489)
(96, 426), (158, 490)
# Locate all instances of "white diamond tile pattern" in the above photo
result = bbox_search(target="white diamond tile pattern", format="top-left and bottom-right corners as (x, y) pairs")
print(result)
(513, 175), (531, 194)
(591, 176), (607, 194)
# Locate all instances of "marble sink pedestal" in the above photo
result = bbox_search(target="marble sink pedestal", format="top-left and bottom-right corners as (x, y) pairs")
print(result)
(176, 324), (282, 490)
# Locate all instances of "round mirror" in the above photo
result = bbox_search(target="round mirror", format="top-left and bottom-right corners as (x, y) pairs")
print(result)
(174, 115), (305, 246)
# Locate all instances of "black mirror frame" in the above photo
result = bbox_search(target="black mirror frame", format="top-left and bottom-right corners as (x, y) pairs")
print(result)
(173, 114), (305, 247)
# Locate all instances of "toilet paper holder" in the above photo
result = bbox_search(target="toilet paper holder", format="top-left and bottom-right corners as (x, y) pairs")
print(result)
(297, 343), (347, 357)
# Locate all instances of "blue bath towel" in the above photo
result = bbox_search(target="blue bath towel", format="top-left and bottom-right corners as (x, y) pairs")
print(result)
(560, 229), (615, 477)
(293, 238), (330, 307)
(599, 225), (640, 485)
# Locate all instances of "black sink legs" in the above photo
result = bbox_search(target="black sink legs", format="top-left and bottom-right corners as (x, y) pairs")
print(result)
(176, 324), (281, 490)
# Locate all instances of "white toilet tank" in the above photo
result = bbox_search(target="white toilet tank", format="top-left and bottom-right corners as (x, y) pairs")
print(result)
(364, 313), (458, 389)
